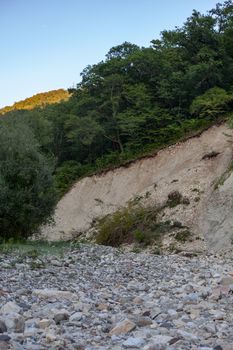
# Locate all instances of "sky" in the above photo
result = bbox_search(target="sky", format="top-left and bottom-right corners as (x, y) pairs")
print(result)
(0, 0), (219, 108)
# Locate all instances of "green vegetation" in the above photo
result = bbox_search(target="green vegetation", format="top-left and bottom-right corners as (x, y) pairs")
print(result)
(0, 119), (57, 241)
(96, 204), (178, 247)
(166, 191), (183, 208)
(0, 240), (80, 258)
(166, 191), (190, 208)
(175, 230), (191, 243)
(1, 1), (233, 240)
(0, 89), (70, 115)
(214, 160), (233, 189)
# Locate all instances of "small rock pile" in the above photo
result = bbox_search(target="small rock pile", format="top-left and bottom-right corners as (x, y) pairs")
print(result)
(0, 245), (233, 349)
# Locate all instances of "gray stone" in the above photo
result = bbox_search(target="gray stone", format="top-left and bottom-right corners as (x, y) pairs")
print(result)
(0, 335), (10, 342)
(70, 312), (83, 322)
(219, 276), (233, 286)
(122, 337), (146, 348)
(145, 335), (172, 349)
(4, 313), (25, 333)
(0, 301), (21, 315)
(53, 310), (69, 324)
(32, 288), (77, 300)
(0, 320), (7, 333)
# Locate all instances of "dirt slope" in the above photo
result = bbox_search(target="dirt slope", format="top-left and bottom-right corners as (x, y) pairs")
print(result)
(198, 171), (233, 252)
(41, 124), (233, 251)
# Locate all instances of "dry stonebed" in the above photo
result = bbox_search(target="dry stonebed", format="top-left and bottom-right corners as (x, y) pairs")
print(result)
(0, 244), (233, 350)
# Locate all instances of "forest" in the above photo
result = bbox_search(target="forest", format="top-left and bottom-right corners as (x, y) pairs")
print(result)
(1, 0), (233, 240)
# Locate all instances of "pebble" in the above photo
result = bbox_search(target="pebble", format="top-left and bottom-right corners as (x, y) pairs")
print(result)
(0, 244), (233, 349)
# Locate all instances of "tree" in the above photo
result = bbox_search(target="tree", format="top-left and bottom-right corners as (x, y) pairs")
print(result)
(106, 42), (140, 60)
(190, 87), (233, 119)
(0, 119), (57, 240)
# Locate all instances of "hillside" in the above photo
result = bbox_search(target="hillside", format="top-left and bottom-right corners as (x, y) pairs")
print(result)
(0, 89), (70, 114)
(40, 123), (233, 253)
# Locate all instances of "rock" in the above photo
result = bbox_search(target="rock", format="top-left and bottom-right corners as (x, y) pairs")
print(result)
(0, 301), (21, 315)
(45, 332), (57, 342)
(122, 337), (146, 348)
(211, 310), (225, 320)
(168, 337), (182, 345)
(73, 345), (85, 350)
(177, 329), (198, 342)
(96, 303), (109, 311)
(0, 335), (11, 342)
(0, 320), (7, 333)
(210, 287), (222, 300)
(133, 297), (144, 305)
(190, 309), (200, 319)
(53, 310), (69, 324)
(144, 335), (173, 350)
(109, 319), (136, 335)
(4, 313), (25, 333)
(70, 312), (83, 322)
(134, 316), (153, 327)
(219, 276), (233, 286)
(0, 341), (9, 350)
(183, 293), (199, 302)
(32, 288), (77, 300)
(38, 319), (52, 329)
(167, 309), (178, 319)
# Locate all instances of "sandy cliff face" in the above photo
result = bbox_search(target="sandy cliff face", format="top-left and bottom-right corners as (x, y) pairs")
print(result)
(198, 171), (233, 252)
(41, 124), (233, 251)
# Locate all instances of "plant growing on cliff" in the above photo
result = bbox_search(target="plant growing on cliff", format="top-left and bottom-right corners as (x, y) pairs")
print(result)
(96, 204), (174, 247)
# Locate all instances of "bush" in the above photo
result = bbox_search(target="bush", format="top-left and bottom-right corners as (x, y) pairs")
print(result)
(190, 87), (233, 119)
(55, 160), (92, 196)
(167, 191), (183, 208)
(175, 230), (191, 243)
(0, 120), (57, 241)
(96, 204), (173, 247)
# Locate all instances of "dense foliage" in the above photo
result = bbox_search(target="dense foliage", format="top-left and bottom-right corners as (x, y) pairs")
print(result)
(0, 119), (57, 241)
(1, 1), (233, 239)
(0, 89), (70, 115)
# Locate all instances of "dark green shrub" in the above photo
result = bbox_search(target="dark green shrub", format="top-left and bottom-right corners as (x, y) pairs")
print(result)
(96, 204), (174, 247)
(172, 221), (183, 228)
(175, 230), (191, 243)
(167, 191), (183, 208)
(133, 230), (145, 243)
(0, 120), (57, 241)
(55, 160), (92, 196)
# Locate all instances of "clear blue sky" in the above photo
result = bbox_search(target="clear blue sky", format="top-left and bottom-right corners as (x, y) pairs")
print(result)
(0, 0), (219, 108)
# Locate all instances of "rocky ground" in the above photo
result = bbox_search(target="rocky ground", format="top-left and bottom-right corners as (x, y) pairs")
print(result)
(0, 244), (233, 350)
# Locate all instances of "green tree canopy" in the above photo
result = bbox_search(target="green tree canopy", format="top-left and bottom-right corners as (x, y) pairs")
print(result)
(0, 119), (57, 240)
